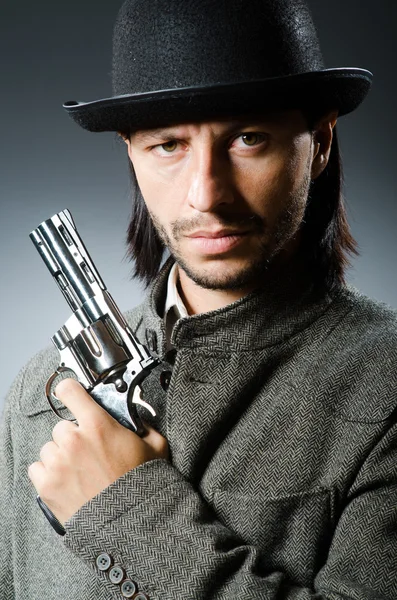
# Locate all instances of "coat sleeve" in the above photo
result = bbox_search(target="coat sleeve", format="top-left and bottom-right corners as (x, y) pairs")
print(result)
(62, 419), (397, 600)
(0, 373), (21, 600)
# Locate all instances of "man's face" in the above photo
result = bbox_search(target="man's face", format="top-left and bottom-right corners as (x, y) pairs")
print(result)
(126, 110), (322, 291)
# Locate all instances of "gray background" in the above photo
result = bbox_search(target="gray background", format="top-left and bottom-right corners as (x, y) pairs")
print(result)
(0, 0), (396, 409)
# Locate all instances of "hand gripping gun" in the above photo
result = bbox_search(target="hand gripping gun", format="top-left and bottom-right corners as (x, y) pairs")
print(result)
(30, 209), (161, 535)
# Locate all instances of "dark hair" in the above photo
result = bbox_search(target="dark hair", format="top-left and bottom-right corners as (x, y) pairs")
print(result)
(300, 121), (359, 293)
(124, 114), (358, 292)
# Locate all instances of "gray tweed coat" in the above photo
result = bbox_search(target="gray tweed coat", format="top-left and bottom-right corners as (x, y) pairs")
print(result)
(1, 262), (397, 600)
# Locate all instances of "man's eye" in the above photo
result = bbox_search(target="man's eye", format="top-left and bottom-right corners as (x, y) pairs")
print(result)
(159, 141), (178, 153)
(238, 133), (265, 147)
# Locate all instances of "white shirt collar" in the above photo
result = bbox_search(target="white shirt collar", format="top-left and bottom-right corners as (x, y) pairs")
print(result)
(164, 262), (189, 321)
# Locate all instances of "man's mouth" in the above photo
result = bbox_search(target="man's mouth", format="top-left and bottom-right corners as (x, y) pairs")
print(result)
(187, 229), (250, 238)
(185, 229), (250, 254)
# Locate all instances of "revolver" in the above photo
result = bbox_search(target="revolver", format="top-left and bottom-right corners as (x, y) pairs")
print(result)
(30, 208), (159, 436)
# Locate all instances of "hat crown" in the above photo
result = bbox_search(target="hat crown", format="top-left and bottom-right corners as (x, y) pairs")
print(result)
(112, 0), (325, 96)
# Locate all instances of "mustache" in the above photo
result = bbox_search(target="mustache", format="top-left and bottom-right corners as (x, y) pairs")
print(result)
(170, 213), (266, 238)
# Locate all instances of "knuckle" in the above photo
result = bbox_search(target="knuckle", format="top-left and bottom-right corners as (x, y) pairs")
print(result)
(160, 439), (169, 458)
(63, 429), (82, 452)
(39, 441), (54, 462)
(52, 421), (81, 453)
(158, 435), (167, 450)
(28, 461), (40, 481)
(52, 418), (76, 438)
(39, 443), (64, 474)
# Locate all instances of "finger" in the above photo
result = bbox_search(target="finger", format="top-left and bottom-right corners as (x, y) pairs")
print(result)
(52, 417), (79, 445)
(54, 378), (111, 429)
(141, 423), (169, 458)
(39, 441), (59, 465)
(28, 460), (46, 490)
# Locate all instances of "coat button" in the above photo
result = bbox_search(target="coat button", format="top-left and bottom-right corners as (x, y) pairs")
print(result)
(109, 565), (125, 584)
(160, 370), (172, 391)
(120, 579), (137, 597)
(96, 553), (113, 571)
(133, 594), (150, 600)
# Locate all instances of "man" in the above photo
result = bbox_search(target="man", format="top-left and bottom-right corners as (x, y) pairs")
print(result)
(1, 0), (396, 599)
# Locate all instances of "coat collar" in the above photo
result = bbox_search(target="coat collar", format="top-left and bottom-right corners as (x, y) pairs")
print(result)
(141, 256), (344, 357)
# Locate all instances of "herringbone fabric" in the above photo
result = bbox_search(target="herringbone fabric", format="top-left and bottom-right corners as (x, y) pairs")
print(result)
(1, 260), (397, 599)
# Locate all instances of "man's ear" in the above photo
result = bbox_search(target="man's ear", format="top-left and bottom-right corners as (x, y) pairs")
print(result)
(117, 132), (133, 159)
(311, 110), (338, 180)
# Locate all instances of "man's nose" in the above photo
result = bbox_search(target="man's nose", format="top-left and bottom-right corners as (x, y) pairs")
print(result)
(186, 148), (234, 212)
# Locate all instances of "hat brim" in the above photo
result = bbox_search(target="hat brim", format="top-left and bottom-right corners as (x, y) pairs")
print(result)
(63, 68), (373, 133)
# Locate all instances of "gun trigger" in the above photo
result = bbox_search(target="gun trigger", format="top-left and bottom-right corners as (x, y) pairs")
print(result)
(132, 385), (156, 417)
(45, 368), (78, 423)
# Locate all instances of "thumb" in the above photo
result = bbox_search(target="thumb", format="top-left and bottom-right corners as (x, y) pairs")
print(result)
(141, 423), (169, 459)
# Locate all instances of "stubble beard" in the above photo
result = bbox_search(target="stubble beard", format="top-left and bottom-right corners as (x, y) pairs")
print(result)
(148, 169), (311, 292)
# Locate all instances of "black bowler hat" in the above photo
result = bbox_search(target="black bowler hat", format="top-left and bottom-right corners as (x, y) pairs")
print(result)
(64, 0), (373, 133)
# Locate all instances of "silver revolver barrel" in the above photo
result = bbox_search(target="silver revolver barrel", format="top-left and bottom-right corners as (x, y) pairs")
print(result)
(30, 209), (159, 435)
